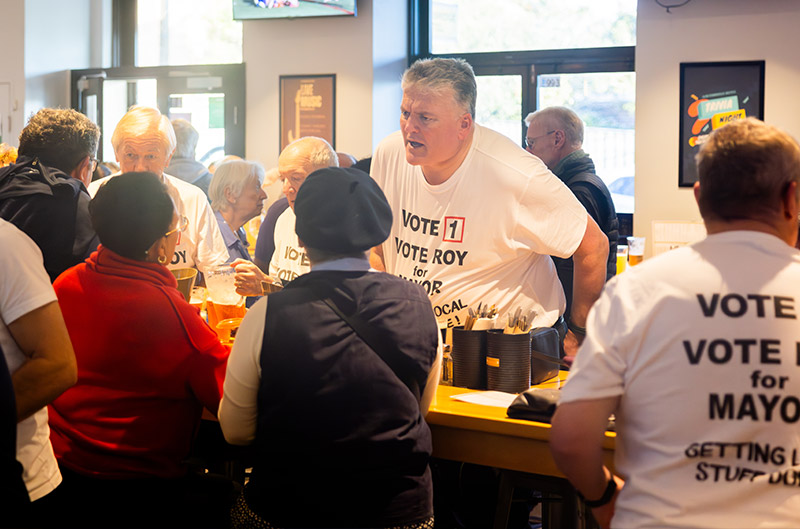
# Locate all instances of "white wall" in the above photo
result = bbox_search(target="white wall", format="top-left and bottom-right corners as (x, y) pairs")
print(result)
(24, 0), (94, 119)
(635, 0), (800, 255)
(0, 0), (25, 145)
(242, 0), (407, 209)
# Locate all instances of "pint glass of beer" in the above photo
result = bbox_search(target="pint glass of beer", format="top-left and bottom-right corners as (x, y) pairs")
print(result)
(616, 245), (628, 274)
(627, 236), (645, 266)
(205, 265), (246, 341)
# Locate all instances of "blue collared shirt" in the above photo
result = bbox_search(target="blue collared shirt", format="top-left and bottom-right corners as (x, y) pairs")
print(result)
(215, 210), (252, 264)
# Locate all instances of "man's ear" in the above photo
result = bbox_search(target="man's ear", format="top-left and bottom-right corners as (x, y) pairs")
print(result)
(164, 148), (175, 168)
(70, 155), (92, 188)
(693, 181), (702, 208)
(782, 181), (799, 221)
(554, 130), (567, 149)
(458, 113), (473, 140)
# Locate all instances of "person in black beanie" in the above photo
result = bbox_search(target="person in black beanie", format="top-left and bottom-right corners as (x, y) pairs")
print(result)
(219, 166), (442, 529)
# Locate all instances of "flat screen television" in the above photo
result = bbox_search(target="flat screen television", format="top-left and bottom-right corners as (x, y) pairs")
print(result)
(233, 0), (356, 20)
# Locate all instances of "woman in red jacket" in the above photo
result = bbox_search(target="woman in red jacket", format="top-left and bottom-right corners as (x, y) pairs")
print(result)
(47, 172), (232, 528)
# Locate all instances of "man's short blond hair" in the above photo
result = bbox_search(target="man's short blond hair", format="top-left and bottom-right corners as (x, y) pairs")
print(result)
(696, 118), (800, 223)
(111, 105), (177, 157)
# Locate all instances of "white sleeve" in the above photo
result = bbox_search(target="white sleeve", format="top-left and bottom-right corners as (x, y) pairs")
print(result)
(559, 276), (635, 404)
(0, 223), (57, 325)
(218, 296), (266, 445)
(515, 162), (588, 259)
(194, 198), (230, 275)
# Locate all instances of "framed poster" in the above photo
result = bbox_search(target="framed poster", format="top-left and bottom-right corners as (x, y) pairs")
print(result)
(679, 61), (765, 187)
(279, 74), (336, 152)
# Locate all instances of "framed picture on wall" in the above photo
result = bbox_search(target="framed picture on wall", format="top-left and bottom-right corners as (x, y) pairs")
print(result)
(678, 60), (765, 187)
(279, 74), (336, 153)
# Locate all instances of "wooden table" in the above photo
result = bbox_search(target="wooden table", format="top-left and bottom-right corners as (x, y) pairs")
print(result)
(425, 372), (616, 529)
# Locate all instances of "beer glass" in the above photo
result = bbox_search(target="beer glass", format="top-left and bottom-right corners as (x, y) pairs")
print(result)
(627, 237), (645, 266)
(616, 245), (628, 274)
(190, 286), (207, 311)
(205, 265), (245, 339)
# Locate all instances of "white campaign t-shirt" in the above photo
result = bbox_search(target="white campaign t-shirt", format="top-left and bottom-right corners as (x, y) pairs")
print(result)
(89, 173), (229, 275)
(561, 231), (800, 529)
(0, 219), (61, 500)
(269, 208), (311, 283)
(371, 124), (587, 328)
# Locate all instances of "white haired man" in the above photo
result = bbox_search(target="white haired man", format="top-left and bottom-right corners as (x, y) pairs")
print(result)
(89, 106), (229, 275)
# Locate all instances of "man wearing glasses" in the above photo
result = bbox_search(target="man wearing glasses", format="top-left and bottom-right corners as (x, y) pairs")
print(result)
(524, 106), (618, 322)
(0, 108), (101, 281)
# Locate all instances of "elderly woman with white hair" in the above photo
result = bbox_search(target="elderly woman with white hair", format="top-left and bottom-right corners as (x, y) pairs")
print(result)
(208, 160), (267, 263)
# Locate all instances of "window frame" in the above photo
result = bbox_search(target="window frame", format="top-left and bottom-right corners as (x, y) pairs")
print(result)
(407, 0), (636, 226)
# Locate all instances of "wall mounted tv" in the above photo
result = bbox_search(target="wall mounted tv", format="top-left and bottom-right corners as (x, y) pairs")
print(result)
(233, 0), (356, 20)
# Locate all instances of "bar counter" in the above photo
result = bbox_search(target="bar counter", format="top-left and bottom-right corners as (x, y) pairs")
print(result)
(427, 372), (616, 477)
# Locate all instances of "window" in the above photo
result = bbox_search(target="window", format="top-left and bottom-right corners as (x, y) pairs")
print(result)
(411, 0), (637, 215)
(137, 0), (242, 67)
(430, 0), (636, 54)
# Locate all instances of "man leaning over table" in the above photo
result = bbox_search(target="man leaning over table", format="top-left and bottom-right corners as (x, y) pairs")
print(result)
(369, 57), (608, 361)
(551, 118), (800, 529)
(89, 105), (229, 275)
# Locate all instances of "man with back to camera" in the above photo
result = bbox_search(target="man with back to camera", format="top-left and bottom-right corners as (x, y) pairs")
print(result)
(551, 118), (800, 529)
(0, 217), (77, 517)
(234, 136), (338, 295)
(89, 105), (229, 275)
(0, 108), (100, 281)
(370, 57), (608, 359)
(167, 118), (214, 198)
(524, 106), (619, 322)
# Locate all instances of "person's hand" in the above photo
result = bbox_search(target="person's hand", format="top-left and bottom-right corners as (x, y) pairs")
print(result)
(563, 329), (581, 361)
(589, 475), (624, 529)
(231, 259), (267, 296)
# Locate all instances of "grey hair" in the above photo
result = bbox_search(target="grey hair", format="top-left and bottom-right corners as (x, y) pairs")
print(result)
(525, 106), (584, 148)
(171, 119), (199, 159)
(209, 160), (266, 212)
(402, 58), (477, 118)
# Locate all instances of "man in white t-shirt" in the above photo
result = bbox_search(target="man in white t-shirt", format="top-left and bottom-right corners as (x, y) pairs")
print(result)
(551, 118), (800, 529)
(89, 106), (229, 275)
(0, 219), (76, 512)
(371, 58), (608, 358)
(232, 137), (338, 294)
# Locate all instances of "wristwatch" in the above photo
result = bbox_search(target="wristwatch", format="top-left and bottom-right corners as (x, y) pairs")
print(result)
(580, 476), (617, 508)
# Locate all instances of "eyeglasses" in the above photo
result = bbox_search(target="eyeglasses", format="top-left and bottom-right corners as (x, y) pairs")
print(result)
(89, 156), (99, 172)
(525, 130), (556, 149)
(164, 216), (189, 245)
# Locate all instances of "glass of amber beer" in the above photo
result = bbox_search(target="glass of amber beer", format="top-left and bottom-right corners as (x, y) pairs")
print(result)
(205, 265), (246, 341)
(627, 236), (645, 266)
